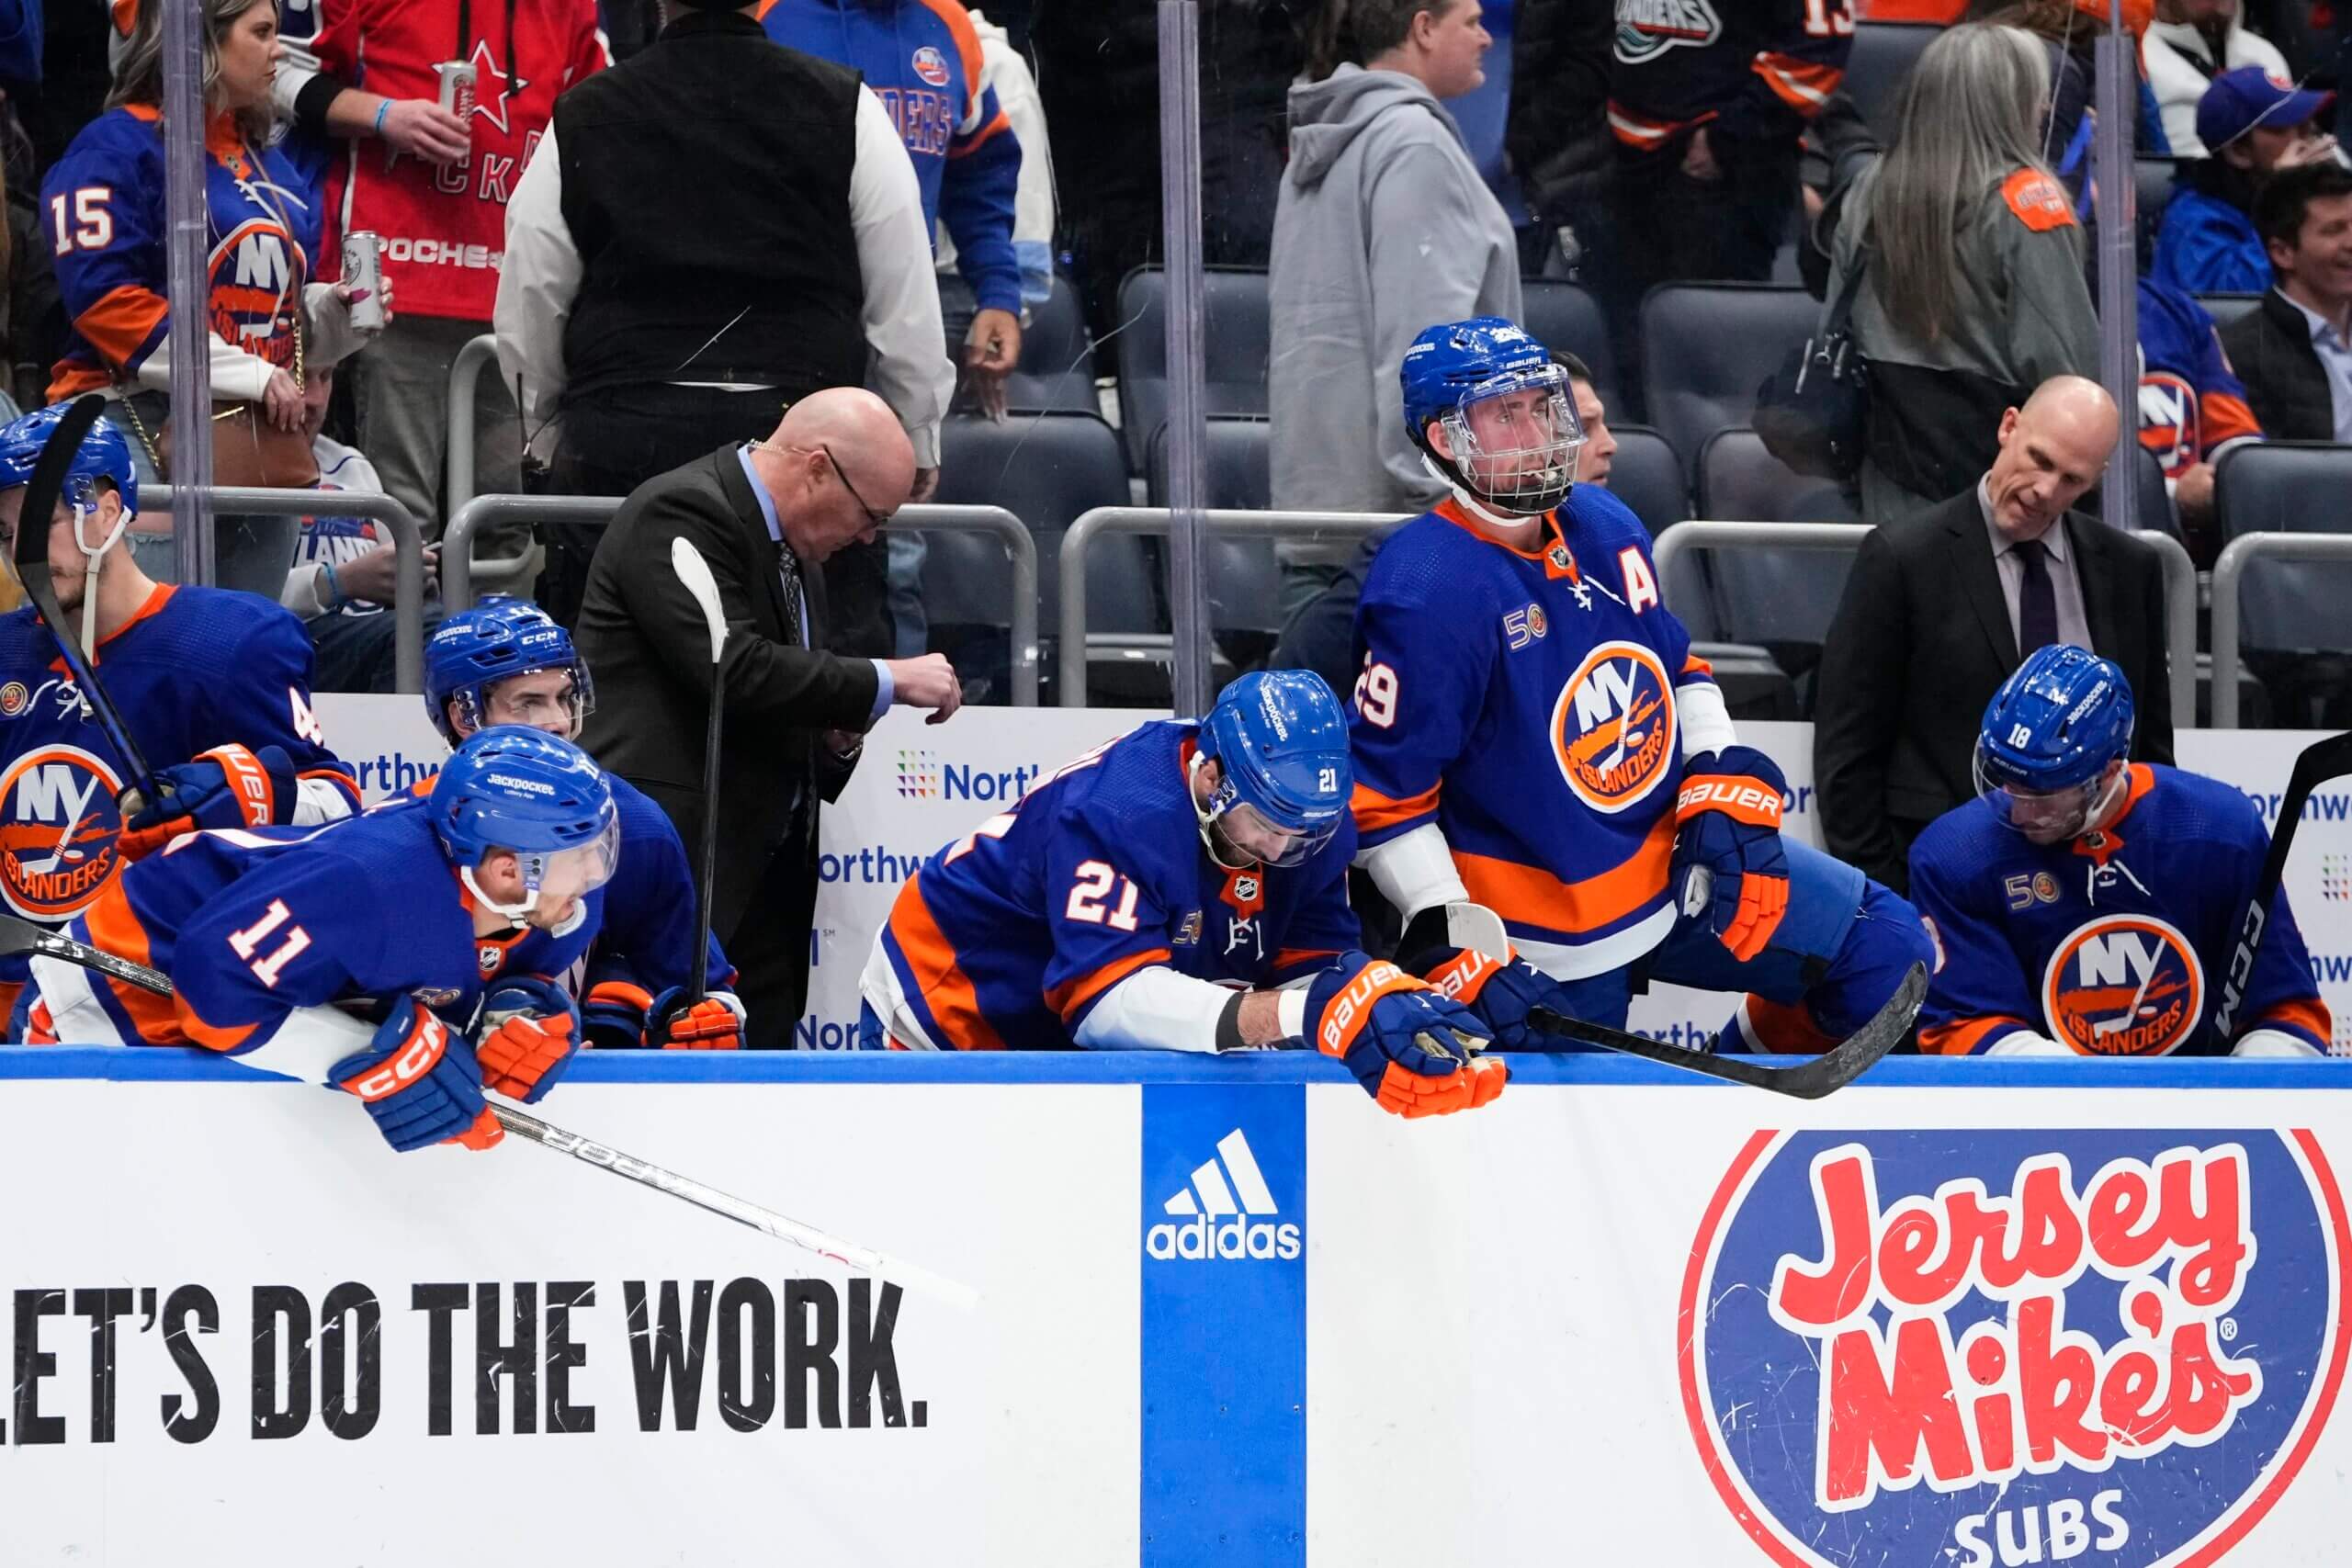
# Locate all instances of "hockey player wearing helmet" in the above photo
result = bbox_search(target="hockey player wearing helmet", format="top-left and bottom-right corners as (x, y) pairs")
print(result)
(25, 726), (623, 1150)
(1351, 316), (1931, 1057)
(1911, 645), (2331, 1058)
(860, 670), (1506, 1118)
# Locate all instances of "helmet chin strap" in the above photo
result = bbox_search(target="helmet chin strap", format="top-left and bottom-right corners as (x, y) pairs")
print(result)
(460, 863), (539, 924)
(72, 498), (129, 660)
(1188, 750), (1259, 870)
(2075, 764), (2133, 840)
(1419, 454), (1556, 532)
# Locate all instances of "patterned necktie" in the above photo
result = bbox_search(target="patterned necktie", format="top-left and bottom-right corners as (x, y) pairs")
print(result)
(2014, 536), (2058, 655)
(773, 539), (806, 649)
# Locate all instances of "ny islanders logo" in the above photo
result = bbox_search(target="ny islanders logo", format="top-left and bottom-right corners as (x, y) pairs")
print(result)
(0, 744), (126, 920)
(1682, 1129), (2349, 1568)
(1551, 640), (1676, 813)
(911, 45), (951, 87)
(2043, 915), (2203, 1056)
(1615, 0), (1723, 62)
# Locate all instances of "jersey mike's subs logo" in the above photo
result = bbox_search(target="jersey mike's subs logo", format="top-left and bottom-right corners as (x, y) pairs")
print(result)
(2043, 915), (2203, 1057)
(0, 744), (126, 921)
(1551, 640), (1676, 814)
(1682, 1129), (2349, 1568)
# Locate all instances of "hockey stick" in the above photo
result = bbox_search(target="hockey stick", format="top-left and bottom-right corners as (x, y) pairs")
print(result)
(2210, 728), (2352, 1039)
(669, 536), (729, 1008)
(1427, 900), (1920, 1099)
(10, 393), (168, 818)
(5, 914), (979, 1311)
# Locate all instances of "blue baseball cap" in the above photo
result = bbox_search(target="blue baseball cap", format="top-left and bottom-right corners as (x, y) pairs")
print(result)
(2198, 66), (2335, 154)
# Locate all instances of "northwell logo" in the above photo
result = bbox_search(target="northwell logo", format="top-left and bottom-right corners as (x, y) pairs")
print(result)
(1146, 1128), (1301, 1261)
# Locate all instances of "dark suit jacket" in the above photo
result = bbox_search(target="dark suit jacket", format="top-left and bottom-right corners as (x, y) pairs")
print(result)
(2219, 287), (2339, 444)
(1813, 492), (2176, 895)
(575, 447), (879, 948)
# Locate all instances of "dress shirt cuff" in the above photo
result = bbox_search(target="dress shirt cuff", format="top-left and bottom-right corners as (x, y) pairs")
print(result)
(868, 659), (895, 727)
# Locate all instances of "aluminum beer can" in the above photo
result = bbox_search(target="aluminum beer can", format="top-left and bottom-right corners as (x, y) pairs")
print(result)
(435, 60), (477, 123)
(342, 231), (384, 332)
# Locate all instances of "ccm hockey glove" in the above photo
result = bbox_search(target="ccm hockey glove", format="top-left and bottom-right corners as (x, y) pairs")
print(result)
(1671, 746), (1791, 963)
(331, 996), (501, 1152)
(1304, 953), (1507, 1118)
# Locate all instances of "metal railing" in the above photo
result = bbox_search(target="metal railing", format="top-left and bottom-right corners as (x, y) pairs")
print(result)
(1056, 508), (1406, 706)
(137, 484), (427, 693)
(445, 333), (537, 593)
(445, 496), (1042, 706)
(1656, 521), (2198, 729)
(2210, 532), (2352, 728)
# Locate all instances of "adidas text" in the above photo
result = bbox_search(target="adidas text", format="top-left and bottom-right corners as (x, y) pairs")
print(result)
(1146, 1128), (1301, 1262)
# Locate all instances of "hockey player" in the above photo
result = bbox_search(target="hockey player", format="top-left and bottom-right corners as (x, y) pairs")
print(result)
(424, 601), (742, 1048)
(860, 670), (1507, 1119)
(1350, 317), (1930, 1054)
(27, 726), (621, 1151)
(0, 403), (358, 1023)
(1911, 645), (2330, 1058)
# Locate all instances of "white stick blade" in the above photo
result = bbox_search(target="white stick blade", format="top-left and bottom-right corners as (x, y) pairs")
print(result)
(670, 535), (729, 663)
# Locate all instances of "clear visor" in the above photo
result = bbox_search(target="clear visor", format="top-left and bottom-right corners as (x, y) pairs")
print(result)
(1214, 801), (1335, 869)
(475, 664), (596, 739)
(1437, 367), (1586, 513)
(1973, 748), (2110, 843)
(515, 814), (622, 906)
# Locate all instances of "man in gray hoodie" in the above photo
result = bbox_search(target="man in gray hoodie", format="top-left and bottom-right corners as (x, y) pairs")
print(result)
(1268, 0), (1520, 616)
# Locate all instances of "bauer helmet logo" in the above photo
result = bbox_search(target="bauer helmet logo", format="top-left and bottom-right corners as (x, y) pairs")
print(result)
(1551, 641), (1676, 814)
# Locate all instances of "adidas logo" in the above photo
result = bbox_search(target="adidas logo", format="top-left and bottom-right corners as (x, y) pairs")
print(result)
(1145, 1128), (1301, 1262)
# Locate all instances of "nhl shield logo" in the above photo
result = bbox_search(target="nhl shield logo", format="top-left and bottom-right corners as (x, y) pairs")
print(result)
(1550, 640), (1676, 814)
(1682, 1128), (2350, 1568)
(2042, 914), (2203, 1056)
(0, 744), (125, 921)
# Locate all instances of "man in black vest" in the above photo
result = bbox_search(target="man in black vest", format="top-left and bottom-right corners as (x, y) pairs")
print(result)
(576, 388), (965, 1045)
(494, 0), (956, 640)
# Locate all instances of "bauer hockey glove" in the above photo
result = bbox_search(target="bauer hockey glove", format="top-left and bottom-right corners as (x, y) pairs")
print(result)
(1670, 746), (1791, 964)
(117, 743), (300, 860)
(1304, 953), (1507, 1118)
(648, 987), (745, 1050)
(1419, 943), (1568, 1052)
(473, 976), (582, 1103)
(330, 996), (502, 1153)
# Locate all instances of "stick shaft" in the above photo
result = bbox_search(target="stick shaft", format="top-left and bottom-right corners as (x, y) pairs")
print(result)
(689, 653), (723, 1007)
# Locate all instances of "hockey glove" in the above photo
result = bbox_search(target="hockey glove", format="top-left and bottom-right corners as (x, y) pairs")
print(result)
(1420, 944), (1568, 1052)
(1304, 953), (1507, 1118)
(1671, 746), (1791, 964)
(582, 977), (655, 1051)
(330, 996), (502, 1153)
(649, 987), (745, 1050)
(118, 744), (300, 860)
(472, 976), (582, 1103)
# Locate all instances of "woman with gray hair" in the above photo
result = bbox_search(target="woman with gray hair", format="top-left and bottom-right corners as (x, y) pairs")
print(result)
(1827, 21), (2099, 521)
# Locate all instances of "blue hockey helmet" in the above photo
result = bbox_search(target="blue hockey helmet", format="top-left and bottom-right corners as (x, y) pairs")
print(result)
(430, 725), (620, 920)
(1973, 645), (2136, 841)
(423, 597), (596, 745)
(1398, 316), (1584, 517)
(1192, 670), (1351, 868)
(0, 403), (139, 525)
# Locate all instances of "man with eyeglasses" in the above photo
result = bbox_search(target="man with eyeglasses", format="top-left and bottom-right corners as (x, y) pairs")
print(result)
(574, 386), (963, 1043)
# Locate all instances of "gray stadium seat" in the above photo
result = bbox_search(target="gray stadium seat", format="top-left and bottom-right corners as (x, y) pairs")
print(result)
(2197, 292), (2266, 331)
(1603, 423), (1690, 538)
(1638, 283), (1819, 481)
(1113, 266), (1272, 471)
(1697, 427), (1861, 523)
(2216, 442), (2352, 654)
(1845, 22), (1942, 138)
(939, 272), (1098, 414)
(1521, 279), (1621, 414)
(1146, 419), (1285, 646)
(2131, 443), (2181, 541)
(2134, 157), (2179, 229)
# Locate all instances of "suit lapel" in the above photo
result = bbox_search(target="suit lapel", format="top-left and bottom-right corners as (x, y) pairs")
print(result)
(714, 447), (791, 637)
(2069, 513), (2120, 656)
(1944, 495), (2018, 670)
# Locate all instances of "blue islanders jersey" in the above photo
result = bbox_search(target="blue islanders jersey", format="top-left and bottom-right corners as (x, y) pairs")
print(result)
(59, 796), (601, 1054)
(2138, 278), (2262, 483)
(0, 584), (356, 998)
(869, 721), (1362, 1050)
(1911, 764), (2330, 1057)
(1350, 491), (1721, 978)
(43, 105), (320, 400)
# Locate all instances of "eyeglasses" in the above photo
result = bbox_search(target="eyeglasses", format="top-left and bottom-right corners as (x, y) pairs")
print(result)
(822, 445), (892, 532)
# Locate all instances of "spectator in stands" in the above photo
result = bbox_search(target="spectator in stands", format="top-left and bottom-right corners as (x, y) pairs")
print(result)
(285, 357), (442, 694)
(1270, 353), (1616, 696)
(497, 0), (953, 654)
(0, 151), (60, 418)
(1268, 0), (1517, 617)
(2153, 65), (2339, 294)
(934, 7), (1057, 362)
(43, 0), (385, 599)
(1814, 376), (2176, 896)
(1828, 23), (2098, 521)
(2218, 162), (2352, 442)
(1504, 0), (1611, 281)
(2137, 276), (2263, 562)
(272, 0), (608, 543)
(2146, 0), (2293, 157)
(573, 388), (964, 1044)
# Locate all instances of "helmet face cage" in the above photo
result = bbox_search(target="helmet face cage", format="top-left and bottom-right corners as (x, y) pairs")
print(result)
(1432, 364), (1585, 516)
(1972, 742), (2114, 841)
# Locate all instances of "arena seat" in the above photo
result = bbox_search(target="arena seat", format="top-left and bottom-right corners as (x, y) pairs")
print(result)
(1602, 423), (1690, 538)
(2216, 441), (2352, 723)
(1844, 22), (1942, 139)
(1638, 283), (1818, 483)
(1696, 426), (1860, 524)
(2130, 443), (2182, 541)
(2196, 292), (2266, 331)
(1521, 279), (1622, 414)
(1113, 266), (1272, 471)
(2134, 157), (2180, 230)
(939, 272), (1098, 415)
(1147, 419), (1287, 651)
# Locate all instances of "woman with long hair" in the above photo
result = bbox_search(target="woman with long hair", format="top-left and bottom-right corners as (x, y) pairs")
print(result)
(40, 0), (386, 597)
(1827, 21), (2099, 519)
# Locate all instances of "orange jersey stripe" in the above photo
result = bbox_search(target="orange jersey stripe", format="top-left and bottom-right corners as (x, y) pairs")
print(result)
(1043, 945), (1174, 1025)
(1753, 54), (1843, 115)
(70, 284), (170, 370)
(82, 882), (220, 1047)
(912, 0), (987, 109)
(1918, 1014), (2032, 1057)
(1453, 813), (1677, 936)
(948, 107), (1012, 156)
(2253, 996), (2334, 1049)
(1742, 994), (1841, 1056)
(887, 872), (1010, 1052)
(1352, 779), (1441, 835)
